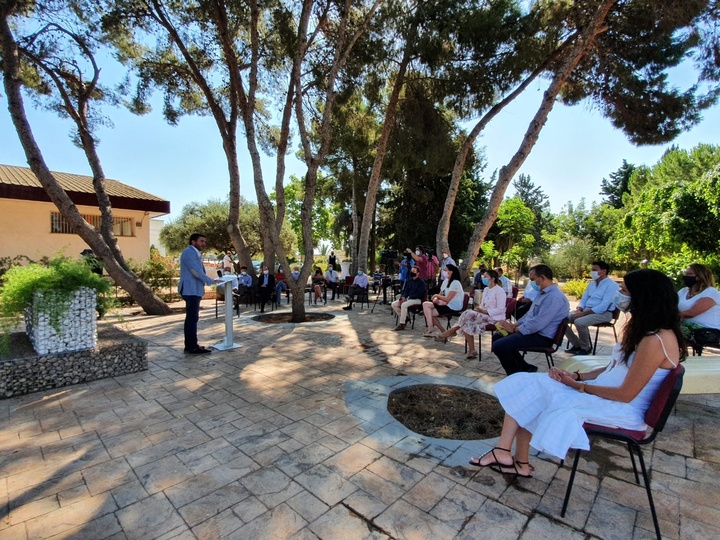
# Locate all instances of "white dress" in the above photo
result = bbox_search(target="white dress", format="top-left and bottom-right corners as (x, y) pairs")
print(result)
(493, 338), (675, 459)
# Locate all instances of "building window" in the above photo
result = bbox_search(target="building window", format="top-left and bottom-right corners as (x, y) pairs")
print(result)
(50, 212), (133, 236)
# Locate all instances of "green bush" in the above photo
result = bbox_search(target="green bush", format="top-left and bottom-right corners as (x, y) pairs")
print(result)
(127, 248), (178, 295)
(1, 256), (111, 319)
(561, 279), (588, 300)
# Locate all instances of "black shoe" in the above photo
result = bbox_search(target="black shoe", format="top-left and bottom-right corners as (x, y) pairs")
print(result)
(186, 347), (211, 355)
(526, 365), (538, 373)
(566, 346), (584, 354)
(184, 345), (208, 352)
(342, 306), (352, 311)
(575, 348), (592, 356)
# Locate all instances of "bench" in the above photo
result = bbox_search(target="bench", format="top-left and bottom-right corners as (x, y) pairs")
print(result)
(557, 355), (720, 395)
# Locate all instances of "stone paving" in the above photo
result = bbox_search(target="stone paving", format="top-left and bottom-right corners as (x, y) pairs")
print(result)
(1, 296), (720, 539)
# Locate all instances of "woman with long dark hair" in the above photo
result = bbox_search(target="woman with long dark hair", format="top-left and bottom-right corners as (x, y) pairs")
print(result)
(470, 269), (685, 477)
(422, 264), (465, 337)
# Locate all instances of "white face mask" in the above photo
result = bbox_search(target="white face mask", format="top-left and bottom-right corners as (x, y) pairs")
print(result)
(590, 270), (600, 280)
(442, 253), (448, 259)
(415, 250), (421, 256)
(614, 291), (631, 312)
(240, 271), (246, 275)
(263, 270), (269, 275)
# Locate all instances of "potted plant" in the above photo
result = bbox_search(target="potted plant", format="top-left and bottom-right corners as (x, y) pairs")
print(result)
(0, 256), (111, 355)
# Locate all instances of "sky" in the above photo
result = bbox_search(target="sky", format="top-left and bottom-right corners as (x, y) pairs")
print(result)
(1, 65), (719, 222)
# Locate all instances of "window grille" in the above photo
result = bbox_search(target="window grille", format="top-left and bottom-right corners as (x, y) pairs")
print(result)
(50, 212), (133, 236)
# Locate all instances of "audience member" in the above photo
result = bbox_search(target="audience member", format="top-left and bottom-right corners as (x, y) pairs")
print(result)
(677, 263), (720, 342)
(469, 269), (682, 478)
(407, 246), (439, 288)
(515, 277), (540, 319)
(312, 267), (326, 304)
(257, 265), (275, 312)
(493, 264), (569, 374)
(325, 265), (339, 300)
(435, 269), (506, 358)
(495, 267), (513, 298)
(565, 261), (619, 355)
(471, 264), (488, 304)
(422, 264), (465, 337)
(392, 268), (426, 331)
(222, 251), (234, 273)
(343, 268), (369, 310)
(236, 266), (253, 299)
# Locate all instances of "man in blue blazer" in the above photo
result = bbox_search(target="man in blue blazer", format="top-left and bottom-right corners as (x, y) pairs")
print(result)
(179, 233), (220, 354)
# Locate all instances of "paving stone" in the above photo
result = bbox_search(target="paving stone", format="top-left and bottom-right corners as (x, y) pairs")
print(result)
(191, 508), (243, 540)
(232, 503), (307, 539)
(239, 466), (304, 508)
(402, 471), (456, 512)
(295, 464), (358, 506)
(343, 489), (389, 521)
(322, 444), (382, 479)
(285, 491), (329, 523)
(81, 458), (135, 497)
(365, 456), (424, 491)
(455, 499), (527, 540)
(110, 480), (150, 509)
(8, 495), (59, 524)
(679, 515), (720, 538)
(177, 480), (250, 527)
(134, 455), (195, 494)
(232, 495), (268, 524)
(309, 504), (389, 539)
(374, 498), (458, 540)
(25, 495), (117, 540)
(519, 513), (586, 540)
(274, 442), (336, 478)
(585, 498), (637, 540)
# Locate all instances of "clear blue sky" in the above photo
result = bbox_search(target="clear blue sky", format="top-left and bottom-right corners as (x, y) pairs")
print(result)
(2, 71), (718, 221)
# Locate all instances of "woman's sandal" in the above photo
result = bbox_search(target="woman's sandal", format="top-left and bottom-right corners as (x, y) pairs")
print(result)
(468, 447), (513, 468)
(466, 352), (478, 359)
(490, 459), (534, 478)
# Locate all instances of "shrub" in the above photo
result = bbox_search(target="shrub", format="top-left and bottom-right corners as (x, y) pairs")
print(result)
(561, 279), (588, 300)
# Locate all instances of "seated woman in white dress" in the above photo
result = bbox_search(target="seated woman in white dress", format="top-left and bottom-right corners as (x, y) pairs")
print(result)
(469, 269), (684, 477)
(434, 269), (507, 359)
(677, 263), (720, 342)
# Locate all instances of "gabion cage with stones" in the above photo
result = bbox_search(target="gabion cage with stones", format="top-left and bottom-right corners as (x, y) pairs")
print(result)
(24, 287), (97, 355)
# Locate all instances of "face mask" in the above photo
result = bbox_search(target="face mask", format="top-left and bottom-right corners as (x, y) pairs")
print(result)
(441, 271), (449, 280)
(240, 271), (246, 275)
(590, 270), (599, 280)
(263, 270), (269, 275)
(415, 250), (421, 255)
(328, 267), (333, 271)
(530, 281), (541, 291)
(442, 253), (448, 259)
(481, 277), (490, 286)
(683, 275), (697, 288)
(357, 270), (363, 276)
(614, 291), (632, 312)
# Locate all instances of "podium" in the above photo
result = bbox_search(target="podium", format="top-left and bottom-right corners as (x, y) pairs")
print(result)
(213, 278), (242, 351)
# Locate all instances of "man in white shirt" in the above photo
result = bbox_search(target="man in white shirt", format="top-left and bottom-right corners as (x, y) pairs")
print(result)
(495, 267), (513, 298)
(222, 251), (234, 273)
(565, 260), (619, 355)
(343, 269), (369, 310)
(325, 265), (339, 300)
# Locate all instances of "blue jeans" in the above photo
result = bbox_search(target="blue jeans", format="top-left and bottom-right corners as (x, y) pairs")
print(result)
(182, 295), (202, 350)
(492, 331), (553, 375)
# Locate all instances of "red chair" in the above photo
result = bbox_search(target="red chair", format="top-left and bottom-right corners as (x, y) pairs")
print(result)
(516, 317), (570, 369)
(511, 286), (519, 299)
(561, 364), (685, 540)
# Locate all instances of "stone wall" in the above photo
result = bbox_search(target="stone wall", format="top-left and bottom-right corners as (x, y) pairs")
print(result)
(1, 326), (147, 399)
(25, 287), (97, 355)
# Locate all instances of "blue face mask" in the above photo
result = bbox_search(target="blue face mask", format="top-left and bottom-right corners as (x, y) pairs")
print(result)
(357, 270), (363, 276)
(614, 291), (632, 312)
(530, 281), (541, 291)
(481, 277), (490, 286)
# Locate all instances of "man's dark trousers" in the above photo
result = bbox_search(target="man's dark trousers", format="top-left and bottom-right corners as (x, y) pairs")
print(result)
(492, 331), (553, 375)
(182, 295), (202, 350)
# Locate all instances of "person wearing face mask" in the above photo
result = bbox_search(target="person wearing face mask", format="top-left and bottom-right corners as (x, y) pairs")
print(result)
(469, 269), (683, 481)
(407, 246), (439, 289)
(324, 264), (339, 300)
(677, 263), (720, 351)
(392, 268), (427, 330)
(515, 276), (540, 319)
(343, 268), (369, 310)
(440, 249), (456, 272)
(435, 269), (507, 358)
(493, 265), (570, 374)
(565, 261), (619, 356)
(257, 265), (275, 313)
(495, 267), (513, 299)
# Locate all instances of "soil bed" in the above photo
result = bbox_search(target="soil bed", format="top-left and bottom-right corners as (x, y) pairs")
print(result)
(388, 384), (504, 440)
(252, 313), (334, 324)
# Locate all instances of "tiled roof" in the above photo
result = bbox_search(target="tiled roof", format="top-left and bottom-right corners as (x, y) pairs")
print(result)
(0, 164), (170, 214)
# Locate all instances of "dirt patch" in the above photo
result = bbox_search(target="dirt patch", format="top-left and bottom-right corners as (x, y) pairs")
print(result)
(387, 384), (505, 440)
(252, 313), (335, 324)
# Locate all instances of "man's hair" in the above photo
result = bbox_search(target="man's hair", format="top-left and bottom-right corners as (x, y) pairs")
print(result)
(530, 264), (553, 281)
(240, 266), (247, 270)
(592, 260), (610, 273)
(189, 233), (205, 244)
(494, 267), (504, 275)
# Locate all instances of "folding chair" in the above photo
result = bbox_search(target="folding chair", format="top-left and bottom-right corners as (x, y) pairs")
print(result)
(589, 307), (621, 354)
(561, 364), (685, 540)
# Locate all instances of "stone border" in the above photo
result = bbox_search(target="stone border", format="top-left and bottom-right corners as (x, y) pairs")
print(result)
(344, 374), (504, 468)
(1, 329), (147, 399)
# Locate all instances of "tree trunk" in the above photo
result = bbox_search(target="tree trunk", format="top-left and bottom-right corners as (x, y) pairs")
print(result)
(288, 280), (307, 323)
(1, 9), (171, 315)
(460, 0), (617, 275)
(356, 49), (410, 272)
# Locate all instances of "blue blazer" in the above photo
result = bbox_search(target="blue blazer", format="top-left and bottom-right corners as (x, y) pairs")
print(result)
(178, 246), (215, 297)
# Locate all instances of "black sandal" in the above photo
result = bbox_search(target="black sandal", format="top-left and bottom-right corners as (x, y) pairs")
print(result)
(490, 459), (534, 478)
(468, 447), (512, 468)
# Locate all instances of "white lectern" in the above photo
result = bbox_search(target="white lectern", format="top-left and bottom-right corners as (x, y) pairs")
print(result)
(213, 277), (242, 351)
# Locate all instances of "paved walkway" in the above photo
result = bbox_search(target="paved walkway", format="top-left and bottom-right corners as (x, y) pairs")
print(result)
(1, 297), (719, 539)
